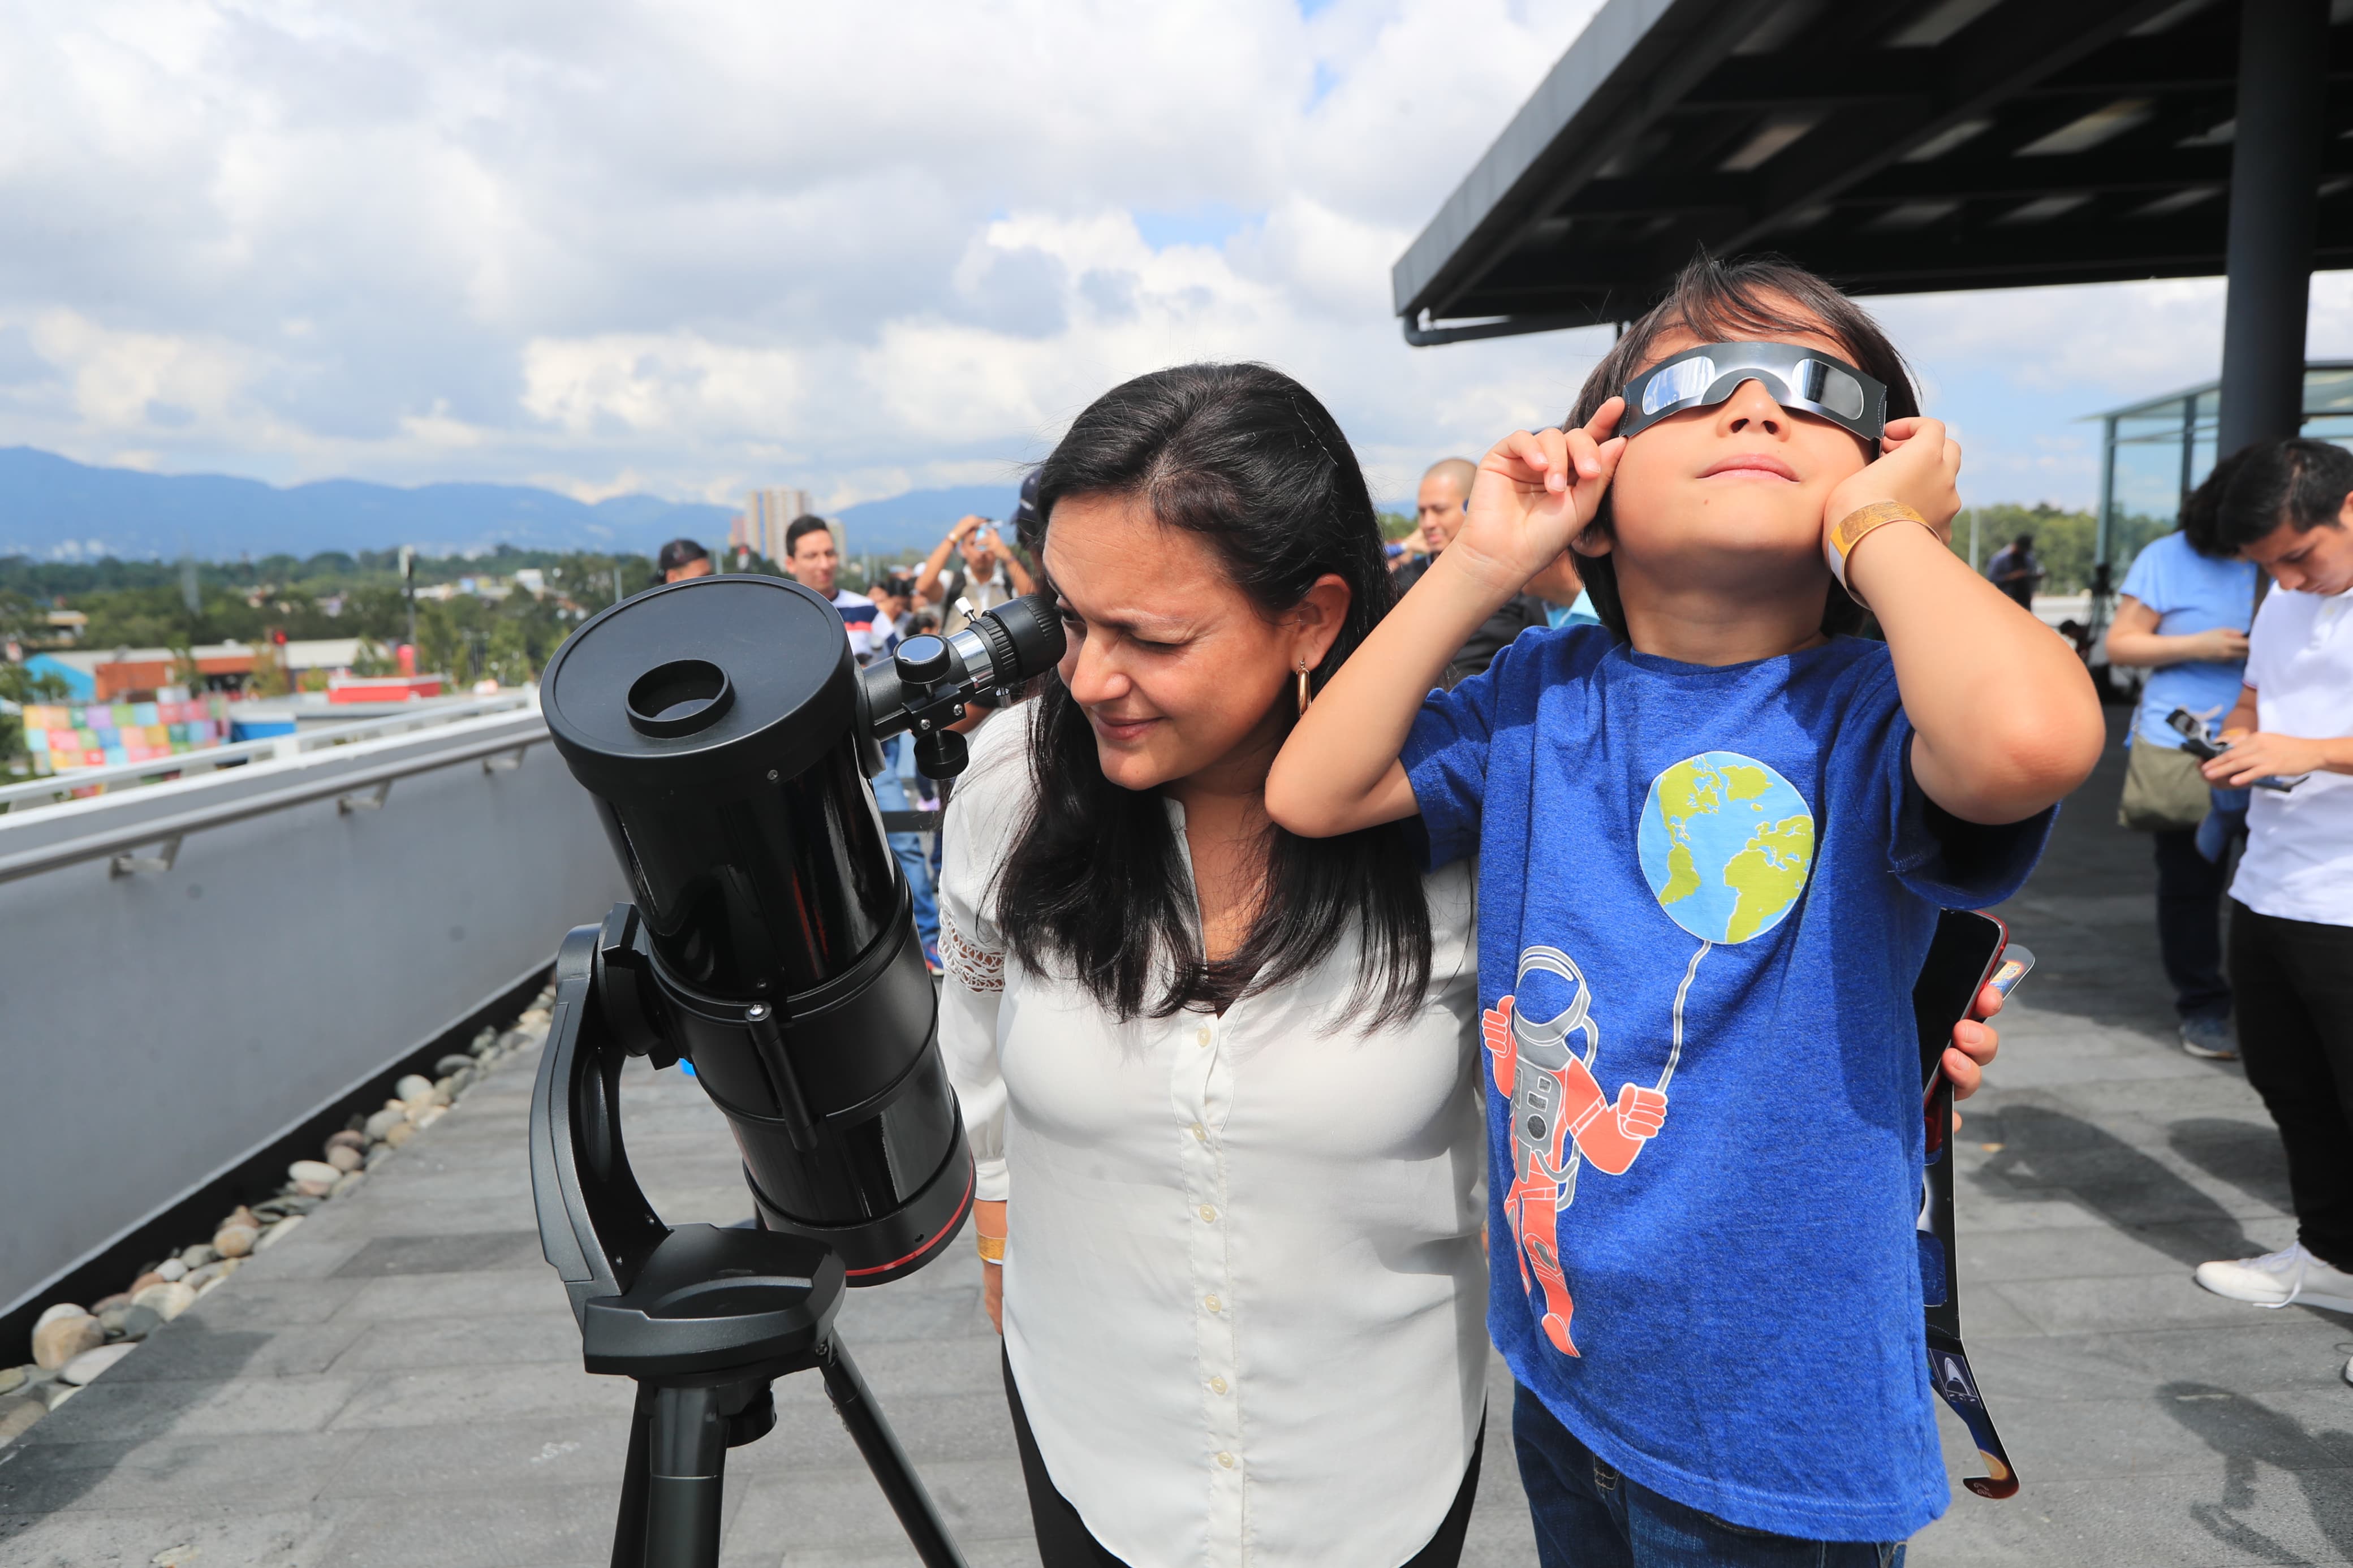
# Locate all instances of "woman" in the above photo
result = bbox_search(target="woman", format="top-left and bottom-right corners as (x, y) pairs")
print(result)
(937, 363), (1489, 1568)
(2104, 452), (2259, 1060)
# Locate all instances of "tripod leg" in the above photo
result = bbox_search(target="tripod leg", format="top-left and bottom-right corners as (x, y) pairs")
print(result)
(641, 1384), (729, 1568)
(610, 1388), (654, 1568)
(816, 1337), (972, 1568)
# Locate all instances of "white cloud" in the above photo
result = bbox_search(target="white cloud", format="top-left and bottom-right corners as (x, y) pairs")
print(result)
(0, 0), (2339, 523)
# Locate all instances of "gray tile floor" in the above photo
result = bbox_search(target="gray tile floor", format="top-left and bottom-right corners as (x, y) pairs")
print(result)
(3, 725), (2349, 1567)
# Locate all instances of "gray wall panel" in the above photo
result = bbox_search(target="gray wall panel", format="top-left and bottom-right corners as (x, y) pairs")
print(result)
(0, 720), (626, 1316)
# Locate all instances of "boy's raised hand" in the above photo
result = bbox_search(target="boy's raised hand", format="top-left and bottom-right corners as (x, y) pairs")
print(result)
(1447, 398), (1627, 594)
(1821, 416), (1962, 546)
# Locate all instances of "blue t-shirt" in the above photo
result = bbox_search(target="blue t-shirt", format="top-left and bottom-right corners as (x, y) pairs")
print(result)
(2118, 531), (2255, 749)
(1401, 629), (2052, 1541)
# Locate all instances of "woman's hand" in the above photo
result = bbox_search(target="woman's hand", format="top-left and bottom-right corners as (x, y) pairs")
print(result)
(2201, 730), (2347, 786)
(1822, 417), (1962, 545)
(1445, 399), (1626, 595)
(1945, 979), (2007, 1131)
(976, 1197), (1006, 1334)
(2187, 627), (2252, 663)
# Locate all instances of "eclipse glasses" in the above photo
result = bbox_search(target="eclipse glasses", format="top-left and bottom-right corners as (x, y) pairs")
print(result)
(1619, 341), (1887, 443)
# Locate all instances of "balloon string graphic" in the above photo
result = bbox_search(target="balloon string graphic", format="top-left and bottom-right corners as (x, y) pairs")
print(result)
(1654, 941), (1712, 1093)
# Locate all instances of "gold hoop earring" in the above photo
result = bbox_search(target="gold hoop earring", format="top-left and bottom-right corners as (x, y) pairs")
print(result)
(1295, 661), (1313, 715)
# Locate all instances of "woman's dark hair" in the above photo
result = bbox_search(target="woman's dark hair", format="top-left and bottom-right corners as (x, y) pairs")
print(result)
(2216, 437), (2353, 554)
(2176, 446), (2255, 559)
(1562, 253), (1923, 642)
(994, 362), (1433, 1026)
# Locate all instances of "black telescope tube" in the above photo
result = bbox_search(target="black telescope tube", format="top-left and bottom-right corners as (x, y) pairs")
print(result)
(541, 574), (992, 1282)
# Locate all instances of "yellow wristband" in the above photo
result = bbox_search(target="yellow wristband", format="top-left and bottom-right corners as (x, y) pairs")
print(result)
(976, 1234), (1006, 1263)
(1824, 502), (1931, 608)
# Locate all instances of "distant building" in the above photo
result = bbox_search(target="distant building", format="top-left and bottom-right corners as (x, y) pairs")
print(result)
(735, 487), (815, 564)
(512, 568), (546, 595)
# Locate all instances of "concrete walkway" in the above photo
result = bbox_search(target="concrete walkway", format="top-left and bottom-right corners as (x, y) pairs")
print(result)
(3, 722), (2348, 1567)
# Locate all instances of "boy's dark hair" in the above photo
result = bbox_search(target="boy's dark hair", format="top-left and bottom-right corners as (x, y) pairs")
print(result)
(1562, 253), (1922, 643)
(2011, 534), (2034, 550)
(998, 361), (1432, 1027)
(654, 537), (708, 574)
(784, 514), (832, 557)
(2176, 447), (2255, 559)
(2216, 438), (2353, 554)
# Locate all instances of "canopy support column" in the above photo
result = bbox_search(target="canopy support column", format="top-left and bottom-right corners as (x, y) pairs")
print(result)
(2216, 0), (2330, 457)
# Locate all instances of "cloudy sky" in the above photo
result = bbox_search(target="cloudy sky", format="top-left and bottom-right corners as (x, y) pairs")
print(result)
(3, 0), (2351, 518)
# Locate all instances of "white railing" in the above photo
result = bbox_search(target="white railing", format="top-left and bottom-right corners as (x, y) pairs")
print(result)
(0, 691), (537, 814)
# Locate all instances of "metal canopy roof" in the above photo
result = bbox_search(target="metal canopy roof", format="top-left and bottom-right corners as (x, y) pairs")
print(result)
(1393, 0), (2353, 344)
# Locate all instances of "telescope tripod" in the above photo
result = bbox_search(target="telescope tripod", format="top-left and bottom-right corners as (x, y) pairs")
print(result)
(531, 922), (972, 1568)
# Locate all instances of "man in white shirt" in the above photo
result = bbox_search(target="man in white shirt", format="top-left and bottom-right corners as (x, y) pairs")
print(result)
(782, 514), (893, 664)
(2189, 439), (2353, 1371)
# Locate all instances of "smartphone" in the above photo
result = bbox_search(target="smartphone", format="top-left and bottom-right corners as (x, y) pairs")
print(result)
(2166, 707), (2302, 792)
(1913, 910), (2007, 1098)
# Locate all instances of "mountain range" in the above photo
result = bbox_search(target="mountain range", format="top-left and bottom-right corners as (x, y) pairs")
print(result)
(0, 446), (1021, 563)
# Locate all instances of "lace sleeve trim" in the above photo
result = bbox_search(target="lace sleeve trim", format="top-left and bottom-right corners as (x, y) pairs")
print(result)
(941, 908), (1006, 994)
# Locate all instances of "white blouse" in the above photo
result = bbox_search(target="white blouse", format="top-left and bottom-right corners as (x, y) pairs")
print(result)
(937, 709), (1489, 1568)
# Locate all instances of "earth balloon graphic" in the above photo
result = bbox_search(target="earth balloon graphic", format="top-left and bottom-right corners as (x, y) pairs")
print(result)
(1636, 753), (1816, 945)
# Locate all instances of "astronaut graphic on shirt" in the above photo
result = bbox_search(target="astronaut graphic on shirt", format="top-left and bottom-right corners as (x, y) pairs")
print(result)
(1484, 751), (1817, 1356)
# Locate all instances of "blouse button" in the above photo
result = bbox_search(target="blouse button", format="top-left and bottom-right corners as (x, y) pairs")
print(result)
(1199, 1205), (1217, 1223)
(1209, 1376), (1229, 1394)
(1204, 1294), (1222, 1313)
(1216, 1451), (1236, 1468)
(1191, 1122), (1207, 1142)
(1196, 1026), (1212, 1047)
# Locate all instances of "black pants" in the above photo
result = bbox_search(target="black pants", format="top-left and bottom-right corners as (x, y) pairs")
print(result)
(2229, 901), (2353, 1270)
(1002, 1351), (1483, 1568)
(2154, 829), (2233, 1022)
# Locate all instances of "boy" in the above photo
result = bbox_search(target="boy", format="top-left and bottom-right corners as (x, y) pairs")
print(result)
(1268, 258), (2102, 1562)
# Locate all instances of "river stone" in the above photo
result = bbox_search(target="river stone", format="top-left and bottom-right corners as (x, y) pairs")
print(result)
(324, 1145), (363, 1173)
(214, 1224), (260, 1258)
(433, 1074), (459, 1099)
(127, 1271), (168, 1297)
(31, 1314), (103, 1370)
(0, 1394), (44, 1444)
(325, 1129), (368, 1154)
(469, 1026), (498, 1055)
(364, 1107), (406, 1142)
(413, 1105), (446, 1130)
(179, 1243), (219, 1268)
(364, 1143), (394, 1169)
(157, 1258), (189, 1282)
(31, 1303), (87, 1332)
(59, 1344), (136, 1385)
(288, 1159), (341, 1187)
(184, 1263), (222, 1290)
(131, 1281), (196, 1321)
(0, 1366), (23, 1395)
(41, 1382), (78, 1410)
(118, 1305), (162, 1341)
(393, 1073), (435, 1103)
(383, 1121), (417, 1148)
(331, 1170), (367, 1198)
(253, 1215), (304, 1251)
(435, 1053), (475, 1078)
(97, 1304), (132, 1336)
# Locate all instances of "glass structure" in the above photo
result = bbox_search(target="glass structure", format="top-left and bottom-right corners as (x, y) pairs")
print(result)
(2094, 362), (2353, 569)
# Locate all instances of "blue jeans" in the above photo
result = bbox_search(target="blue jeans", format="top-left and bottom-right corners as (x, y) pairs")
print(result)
(1513, 1385), (1904, 1568)
(870, 743), (938, 951)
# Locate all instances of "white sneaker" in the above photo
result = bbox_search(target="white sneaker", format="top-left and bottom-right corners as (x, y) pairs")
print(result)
(2193, 1243), (2353, 1314)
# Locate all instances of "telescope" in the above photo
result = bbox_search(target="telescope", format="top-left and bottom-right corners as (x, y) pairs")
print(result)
(528, 574), (1063, 1568)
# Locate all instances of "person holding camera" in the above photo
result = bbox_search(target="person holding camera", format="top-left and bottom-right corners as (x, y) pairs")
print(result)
(2102, 452), (2257, 1060)
(917, 512), (1035, 634)
(2192, 438), (2353, 1341)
